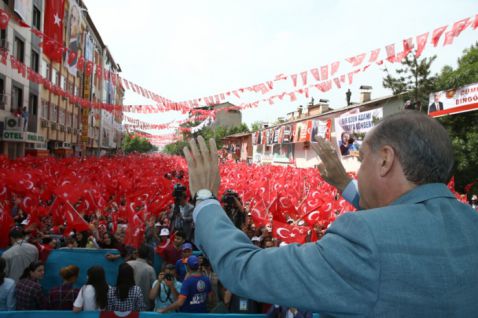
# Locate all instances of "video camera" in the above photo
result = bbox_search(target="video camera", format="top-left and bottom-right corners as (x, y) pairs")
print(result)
(172, 184), (186, 200)
(164, 273), (174, 281)
(221, 189), (239, 206)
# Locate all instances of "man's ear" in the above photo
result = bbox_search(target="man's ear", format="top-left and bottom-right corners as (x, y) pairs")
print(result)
(378, 145), (396, 177)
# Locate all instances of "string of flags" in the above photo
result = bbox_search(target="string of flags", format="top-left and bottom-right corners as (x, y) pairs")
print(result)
(0, 5), (476, 135)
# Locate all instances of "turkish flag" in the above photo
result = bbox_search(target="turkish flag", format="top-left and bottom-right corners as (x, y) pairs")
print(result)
(346, 53), (366, 67)
(331, 61), (340, 76)
(431, 25), (447, 47)
(124, 212), (145, 249)
(100, 311), (139, 318)
(64, 202), (90, 233)
(415, 32), (429, 58)
(385, 44), (396, 63)
(451, 17), (471, 38)
(310, 68), (320, 81)
(369, 48), (381, 63)
(0, 9), (10, 30)
(272, 220), (308, 244)
(0, 204), (14, 248)
(300, 71), (308, 86)
(43, 0), (65, 62)
(320, 65), (329, 81)
(268, 196), (288, 223)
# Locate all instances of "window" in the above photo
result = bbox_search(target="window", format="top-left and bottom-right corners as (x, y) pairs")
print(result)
(0, 78), (4, 110)
(41, 99), (49, 119)
(31, 50), (39, 73)
(59, 108), (65, 124)
(60, 75), (66, 90)
(29, 94), (38, 116)
(0, 30), (7, 50)
(41, 59), (50, 79)
(32, 6), (41, 30)
(11, 85), (23, 112)
(50, 103), (57, 121)
(52, 68), (58, 85)
(13, 36), (24, 62)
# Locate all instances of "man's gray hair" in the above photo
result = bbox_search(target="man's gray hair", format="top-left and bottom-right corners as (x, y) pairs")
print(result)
(367, 111), (454, 185)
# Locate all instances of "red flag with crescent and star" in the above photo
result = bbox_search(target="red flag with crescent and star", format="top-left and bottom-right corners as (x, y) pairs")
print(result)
(43, 0), (65, 62)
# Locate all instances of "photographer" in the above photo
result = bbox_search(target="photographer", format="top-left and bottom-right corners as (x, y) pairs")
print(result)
(221, 190), (246, 229)
(169, 184), (194, 242)
(149, 264), (182, 312)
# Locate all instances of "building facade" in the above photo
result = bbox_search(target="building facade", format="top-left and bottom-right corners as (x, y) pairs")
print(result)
(250, 91), (405, 171)
(0, 0), (124, 159)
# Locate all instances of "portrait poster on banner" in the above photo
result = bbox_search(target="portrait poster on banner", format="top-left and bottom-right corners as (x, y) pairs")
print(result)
(293, 120), (312, 143)
(65, 1), (82, 76)
(282, 125), (292, 143)
(311, 119), (332, 142)
(428, 82), (478, 117)
(334, 108), (383, 157)
(273, 127), (281, 144)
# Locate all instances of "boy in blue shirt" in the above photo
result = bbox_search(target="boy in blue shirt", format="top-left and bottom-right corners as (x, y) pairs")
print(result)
(159, 255), (213, 313)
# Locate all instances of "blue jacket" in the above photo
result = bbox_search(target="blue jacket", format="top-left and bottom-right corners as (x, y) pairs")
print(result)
(194, 183), (478, 317)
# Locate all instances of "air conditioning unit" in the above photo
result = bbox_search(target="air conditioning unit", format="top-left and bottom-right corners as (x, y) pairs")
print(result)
(5, 116), (23, 131)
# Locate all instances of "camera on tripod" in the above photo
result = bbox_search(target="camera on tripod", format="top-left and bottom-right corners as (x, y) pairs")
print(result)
(172, 184), (186, 201)
(221, 189), (238, 206)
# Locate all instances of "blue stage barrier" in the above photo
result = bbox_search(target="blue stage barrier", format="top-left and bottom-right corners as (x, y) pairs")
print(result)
(42, 248), (123, 291)
(0, 311), (276, 318)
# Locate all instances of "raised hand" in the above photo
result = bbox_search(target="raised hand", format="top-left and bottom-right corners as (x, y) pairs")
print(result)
(183, 136), (220, 197)
(310, 137), (352, 192)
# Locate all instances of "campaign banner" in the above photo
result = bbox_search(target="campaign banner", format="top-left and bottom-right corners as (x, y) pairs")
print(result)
(273, 127), (281, 144)
(272, 143), (294, 163)
(311, 119), (332, 142)
(293, 120), (312, 143)
(428, 82), (478, 117)
(282, 125), (292, 143)
(334, 108), (383, 157)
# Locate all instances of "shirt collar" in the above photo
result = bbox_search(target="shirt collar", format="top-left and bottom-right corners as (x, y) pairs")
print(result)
(390, 183), (456, 206)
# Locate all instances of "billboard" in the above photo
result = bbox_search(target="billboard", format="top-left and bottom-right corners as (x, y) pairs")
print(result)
(428, 82), (478, 117)
(311, 119), (332, 142)
(334, 108), (383, 157)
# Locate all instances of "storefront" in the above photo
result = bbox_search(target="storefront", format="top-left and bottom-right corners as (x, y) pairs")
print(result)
(1, 131), (48, 159)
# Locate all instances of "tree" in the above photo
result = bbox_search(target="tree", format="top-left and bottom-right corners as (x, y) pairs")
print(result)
(162, 123), (250, 156)
(250, 121), (263, 132)
(122, 133), (155, 154)
(434, 43), (478, 194)
(383, 52), (437, 111)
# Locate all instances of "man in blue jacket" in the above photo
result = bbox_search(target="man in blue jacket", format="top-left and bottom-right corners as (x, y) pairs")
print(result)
(183, 111), (478, 317)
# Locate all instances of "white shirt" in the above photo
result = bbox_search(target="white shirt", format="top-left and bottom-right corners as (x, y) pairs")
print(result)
(74, 285), (101, 311)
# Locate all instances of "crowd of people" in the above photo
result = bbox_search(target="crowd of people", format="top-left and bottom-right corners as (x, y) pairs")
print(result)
(0, 166), (326, 316)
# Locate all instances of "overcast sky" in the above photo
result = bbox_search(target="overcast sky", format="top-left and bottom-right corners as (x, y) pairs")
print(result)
(83, 0), (477, 136)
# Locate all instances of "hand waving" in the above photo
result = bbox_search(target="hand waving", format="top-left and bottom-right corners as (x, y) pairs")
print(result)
(183, 136), (220, 197)
(310, 137), (352, 192)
